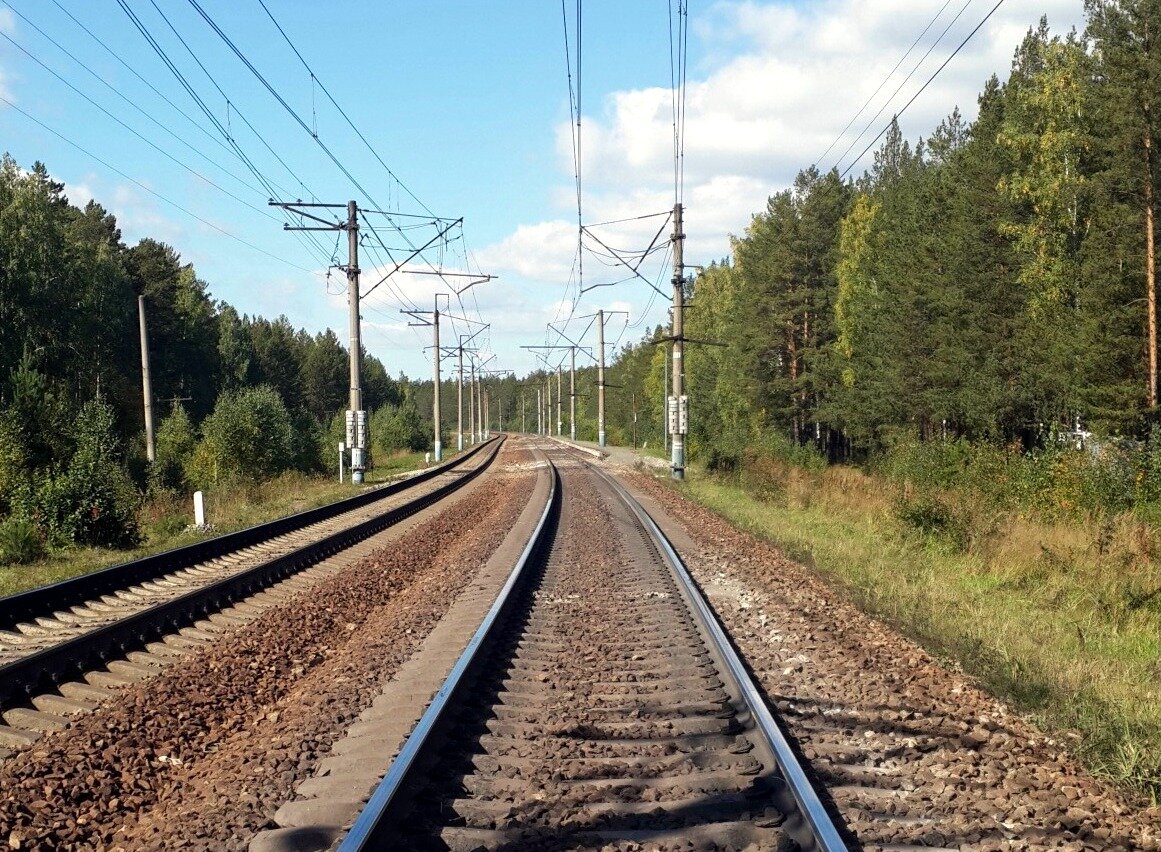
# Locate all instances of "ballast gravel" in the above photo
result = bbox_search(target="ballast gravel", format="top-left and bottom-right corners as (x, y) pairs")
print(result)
(0, 448), (536, 851)
(623, 468), (1161, 851)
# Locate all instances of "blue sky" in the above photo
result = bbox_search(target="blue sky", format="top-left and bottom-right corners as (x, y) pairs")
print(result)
(0, 1), (1085, 379)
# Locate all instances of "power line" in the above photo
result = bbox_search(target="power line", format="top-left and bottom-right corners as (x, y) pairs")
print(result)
(48, 0), (241, 166)
(190, 0), (478, 301)
(6, 2), (270, 202)
(255, 0), (436, 219)
(0, 26), (279, 222)
(840, 0), (1007, 179)
(815, 0), (956, 166)
(669, 0), (689, 204)
(0, 93), (312, 272)
(119, 0), (333, 264)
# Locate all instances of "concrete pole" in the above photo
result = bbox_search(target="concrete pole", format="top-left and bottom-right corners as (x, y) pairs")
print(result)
(469, 361), (477, 445)
(346, 200), (365, 484)
(537, 387), (542, 435)
(597, 308), (606, 447)
(432, 303), (442, 462)
(475, 367), (483, 443)
(137, 295), (156, 463)
(663, 349), (669, 455)
(569, 347), (576, 441)
(521, 391), (526, 433)
(556, 365), (563, 437)
(457, 342), (464, 451)
(671, 202), (685, 480)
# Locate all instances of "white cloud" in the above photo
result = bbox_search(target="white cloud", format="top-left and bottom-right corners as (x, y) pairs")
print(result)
(478, 0), (1087, 368)
(0, 9), (13, 104)
(474, 220), (579, 281)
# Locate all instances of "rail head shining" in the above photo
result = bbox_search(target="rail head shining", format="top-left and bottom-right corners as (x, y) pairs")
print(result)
(595, 466), (849, 852)
(338, 459), (559, 851)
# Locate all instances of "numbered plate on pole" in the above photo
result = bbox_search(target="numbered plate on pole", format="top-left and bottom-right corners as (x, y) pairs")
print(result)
(668, 395), (688, 435)
(345, 410), (355, 448)
(679, 394), (688, 434)
(355, 410), (368, 448)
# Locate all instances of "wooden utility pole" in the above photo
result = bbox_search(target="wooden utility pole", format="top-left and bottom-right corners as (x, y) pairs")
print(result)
(137, 295), (155, 463)
(671, 202), (686, 481)
(1147, 129), (1158, 408)
(597, 308), (606, 447)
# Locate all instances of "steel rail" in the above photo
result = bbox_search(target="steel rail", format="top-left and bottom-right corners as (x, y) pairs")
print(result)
(338, 458), (560, 851)
(0, 438), (504, 712)
(0, 439), (496, 633)
(592, 464), (849, 852)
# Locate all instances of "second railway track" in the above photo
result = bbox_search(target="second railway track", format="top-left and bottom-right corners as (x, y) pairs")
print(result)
(0, 438), (502, 756)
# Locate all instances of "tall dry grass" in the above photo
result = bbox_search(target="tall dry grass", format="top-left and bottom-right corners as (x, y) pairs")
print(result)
(687, 447), (1161, 802)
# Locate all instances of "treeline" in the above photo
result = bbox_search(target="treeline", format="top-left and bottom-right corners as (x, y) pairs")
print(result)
(0, 155), (432, 557)
(586, 9), (1161, 467)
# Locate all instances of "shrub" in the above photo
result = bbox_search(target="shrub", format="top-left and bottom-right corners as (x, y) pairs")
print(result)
(0, 516), (44, 564)
(895, 494), (969, 551)
(0, 413), (26, 516)
(186, 385), (295, 486)
(21, 400), (142, 549)
(373, 402), (428, 454)
(151, 403), (197, 492)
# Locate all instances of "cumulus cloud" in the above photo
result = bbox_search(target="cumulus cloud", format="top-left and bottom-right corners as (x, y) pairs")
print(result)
(478, 0), (1087, 372)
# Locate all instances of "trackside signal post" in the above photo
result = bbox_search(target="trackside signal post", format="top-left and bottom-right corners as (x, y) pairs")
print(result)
(273, 199), (368, 483)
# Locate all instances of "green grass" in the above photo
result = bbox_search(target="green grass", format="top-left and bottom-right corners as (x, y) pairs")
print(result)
(677, 466), (1161, 803)
(0, 450), (432, 598)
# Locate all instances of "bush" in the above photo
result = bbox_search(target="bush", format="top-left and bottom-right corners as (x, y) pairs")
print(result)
(151, 403), (197, 492)
(0, 413), (26, 516)
(186, 385), (295, 486)
(0, 516), (44, 564)
(373, 402), (428, 454)
(895, 494), (969, 550)
(20, 400), (142, 549)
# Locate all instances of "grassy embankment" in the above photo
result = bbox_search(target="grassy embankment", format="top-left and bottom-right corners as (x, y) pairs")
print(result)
(676, 452), (1161, 803)
(0, 451), (428, 598)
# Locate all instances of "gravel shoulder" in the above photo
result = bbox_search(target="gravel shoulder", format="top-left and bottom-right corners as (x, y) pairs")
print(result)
(0, 446), (538, 852)
(612, 463), (1161, 851)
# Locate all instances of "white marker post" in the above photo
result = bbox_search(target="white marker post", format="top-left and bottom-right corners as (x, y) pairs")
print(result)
(193, 490), (205, 527)
(339, 441), (345, 483)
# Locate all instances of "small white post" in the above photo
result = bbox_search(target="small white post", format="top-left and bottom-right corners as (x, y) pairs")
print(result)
(193, 490), (205, 527)
(339, 441), (345, 483)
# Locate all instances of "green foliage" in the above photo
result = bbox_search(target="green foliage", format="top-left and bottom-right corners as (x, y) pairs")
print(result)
(0, 516), (44, 564)
(0, 413), (27, 517)
(21, 399), (141, 548)
(152, 403), (197, 492)
(187, 386), (295, 486)
(372, 402), (428, 455)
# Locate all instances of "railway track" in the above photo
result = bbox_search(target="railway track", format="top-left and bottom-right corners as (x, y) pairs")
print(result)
(0, 438), (501, 756)
(323, 446), (846, 851)
(2, 435), (1153, 850)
